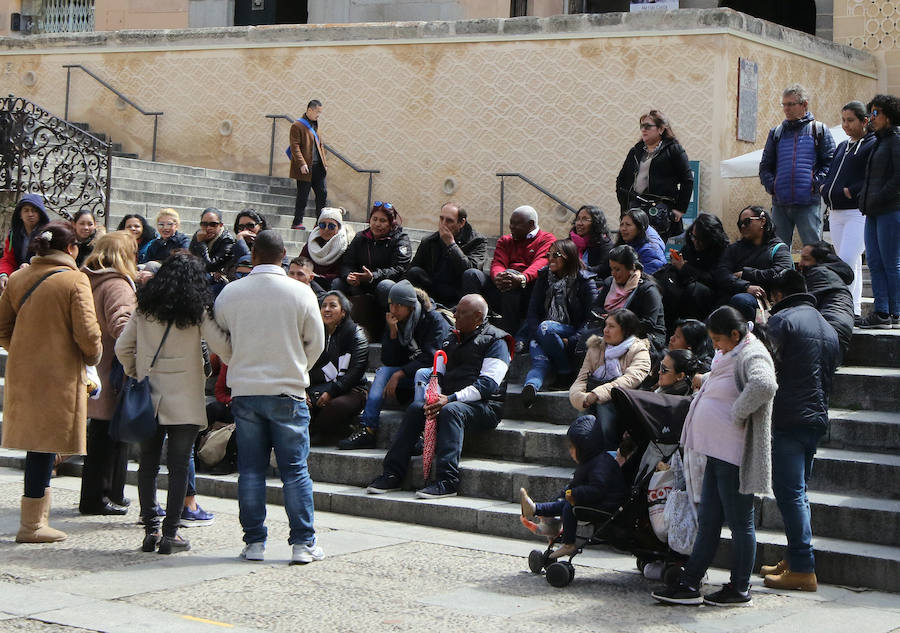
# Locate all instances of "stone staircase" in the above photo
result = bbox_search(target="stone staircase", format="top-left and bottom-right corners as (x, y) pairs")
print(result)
(68, 122), (139, 159)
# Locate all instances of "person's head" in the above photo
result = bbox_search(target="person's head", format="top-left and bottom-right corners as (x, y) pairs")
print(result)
(639, 109), (676, 146)
(17, 198), (44, 232)
(83, 231), (138, 279)
(305, 99), (323, 121)
(706, 305), (749, 353)
(288, 256), (316, 284)
(669, 318), (713, 358)
(117, 214), (154, 246)
(799, 240), (835, 269)
(866, 94), (900, 131)
(573, 205), (610, 240)
(509, 205), (538, 240)
(615, 435), (638, 466)
(782, 84), (810, 121)
(604, 308), (640, 345)
(136, 252), (212, 327)
(737, 205), (774, 244)
(199, 207), (224, 241)
(608, 244), (640, 286)
(687, 213), (729, 253)
(251, 230), (286, 266)
(659, 349), (699, 389)
(316, 207), (343, 242)
(72, 210), (96, 241)
(388, 280), (418, 322)
(233, 208), (266, 236)
(454, 294), (488, 335)
(320, 290), (351, 330)
(769, 268), (807, 304)
(547, 238), (582, 277)
(618, 208), (649, 244)
(29, 221), (77, 258)
(841, 100), (869, 140)
(369, 201), (401, 239)
(156, 208), (180, 240)
(439, 202), (467, 237)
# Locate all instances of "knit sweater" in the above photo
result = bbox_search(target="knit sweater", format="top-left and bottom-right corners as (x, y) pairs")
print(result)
(489, 229), (556, 283)
(731, 336), (777, 496)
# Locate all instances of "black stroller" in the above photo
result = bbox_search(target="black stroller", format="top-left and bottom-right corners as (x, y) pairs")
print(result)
(526, 387), (692, 588)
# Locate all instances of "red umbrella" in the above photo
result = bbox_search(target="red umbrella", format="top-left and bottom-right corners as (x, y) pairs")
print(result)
(422, 350), (447, 482)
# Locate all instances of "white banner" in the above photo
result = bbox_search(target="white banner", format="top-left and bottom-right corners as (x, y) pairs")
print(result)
(631, 1), (679, 11)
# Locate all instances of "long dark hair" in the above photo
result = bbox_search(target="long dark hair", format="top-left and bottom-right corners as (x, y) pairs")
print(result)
(549, 238), (583, 277)
(572, 205), (610, 241)
(29, 221), (76, 256)
(616, 208), (650, 246)
(137, 253), (212, 327)
(369, 202), (402, 230)
(688, 213), (729, 254)
(608, 244), (641, 271)
(673, 318), (714, 361)
(666, 349), (700, 379)
(608, 308), (640, 339)
(707, 305), (771, 352)
(117, 214), (156, 247)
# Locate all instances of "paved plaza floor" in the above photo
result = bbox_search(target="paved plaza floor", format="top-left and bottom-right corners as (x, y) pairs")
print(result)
(0, 467), (897, 633)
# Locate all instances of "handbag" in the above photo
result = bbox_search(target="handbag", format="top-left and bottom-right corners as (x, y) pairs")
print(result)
(109, 322), (173, 443)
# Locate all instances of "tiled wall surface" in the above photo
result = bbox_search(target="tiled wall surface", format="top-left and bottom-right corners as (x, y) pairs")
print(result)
(834, 0), (900, 93)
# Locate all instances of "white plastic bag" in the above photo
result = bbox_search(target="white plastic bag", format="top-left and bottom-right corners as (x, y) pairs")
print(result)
(647, 468), (674, 542)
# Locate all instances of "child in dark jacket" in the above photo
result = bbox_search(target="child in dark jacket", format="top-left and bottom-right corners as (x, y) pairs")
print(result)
(520, 418), (637, 559)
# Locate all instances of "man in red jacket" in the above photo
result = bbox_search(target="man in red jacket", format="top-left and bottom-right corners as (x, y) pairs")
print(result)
(462, 205), (555, 342)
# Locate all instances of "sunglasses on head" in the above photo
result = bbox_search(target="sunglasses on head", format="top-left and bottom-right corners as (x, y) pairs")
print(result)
(373, 201), (394, 211)
(318, 222), (338, 230)
(737, 216), (761, 229)
(236, 221), (257, 231)
(200, 221), (221, 228)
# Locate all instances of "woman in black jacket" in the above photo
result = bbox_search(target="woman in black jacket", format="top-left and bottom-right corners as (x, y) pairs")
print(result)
(570, 205), (613, 279)
(189, 208), (236, 289)
(616, 109), (694, 242)
(858, 94), (900, 329)
(800, 242), (855, 363)
(308, 291), (370, 445)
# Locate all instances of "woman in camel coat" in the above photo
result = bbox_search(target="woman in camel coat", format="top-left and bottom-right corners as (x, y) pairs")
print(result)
(0, 221), (102, 543)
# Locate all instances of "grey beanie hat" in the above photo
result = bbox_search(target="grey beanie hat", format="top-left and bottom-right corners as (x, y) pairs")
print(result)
(388, 280), (418, 307)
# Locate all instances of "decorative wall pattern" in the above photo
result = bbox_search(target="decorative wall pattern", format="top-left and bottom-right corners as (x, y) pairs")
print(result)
(835, 0), (899, 51)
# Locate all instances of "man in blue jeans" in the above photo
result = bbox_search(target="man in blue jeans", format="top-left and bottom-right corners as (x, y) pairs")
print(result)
(762, 270), (838, 591)
(214, 230), (325, 564)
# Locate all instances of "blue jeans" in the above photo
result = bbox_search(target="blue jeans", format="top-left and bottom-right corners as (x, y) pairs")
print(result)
(574, 403), (620, 453)
(232, 396), (315, 546)
(683, 457), (756, 591)
(359, 365), (414, 430)
(772, 202), (822, 246)
(864, 210), (900, 315)
(771, 426), (823, 574)
(525, 321), (576, 390)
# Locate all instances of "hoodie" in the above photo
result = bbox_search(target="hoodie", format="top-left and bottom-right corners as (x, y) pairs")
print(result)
(0, 194), (51, 276)
(563, 415), (627, 511)
(802, 254), (855, 361)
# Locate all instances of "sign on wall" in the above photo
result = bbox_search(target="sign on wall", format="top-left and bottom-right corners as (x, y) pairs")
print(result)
(630, 1), (680, 10)
(737, 58), (759, 142)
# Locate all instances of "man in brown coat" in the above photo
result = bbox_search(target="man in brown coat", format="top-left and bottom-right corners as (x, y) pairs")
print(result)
(290, 99), (328, 230)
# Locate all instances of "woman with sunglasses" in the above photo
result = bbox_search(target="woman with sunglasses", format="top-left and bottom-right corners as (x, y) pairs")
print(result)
(616, 110), (694, 243)
(714, 206), (792, 313)
(233, 208), (267, 249)
(521, 239), (597, 407)
(189, 208), (236, 293)
(143, 208), (191, 265)
(655, 349), (699, 396)
(301, 207), (351, 291)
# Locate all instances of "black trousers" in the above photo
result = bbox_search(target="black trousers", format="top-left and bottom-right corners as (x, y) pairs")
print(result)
(309, 389), (367, 441)
(80, 418), (129, 510)
(407, 266), (461, 308)
(461, 269), (533, 339)
(138, 424), (198, 537)
(24, 452), (55, 498)
(294, 163), (327, 225)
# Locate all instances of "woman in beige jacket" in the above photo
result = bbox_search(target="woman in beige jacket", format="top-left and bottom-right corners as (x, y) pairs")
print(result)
(115, 253), (230, 555)
(0, 221), (102, 543)
(568, 308), (651, 450)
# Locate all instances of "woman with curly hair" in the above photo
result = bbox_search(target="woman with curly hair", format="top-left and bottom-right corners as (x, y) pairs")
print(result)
(115, 253), (230, 554)
(117, 214), (158, 264)
(570, 205), (613, 279)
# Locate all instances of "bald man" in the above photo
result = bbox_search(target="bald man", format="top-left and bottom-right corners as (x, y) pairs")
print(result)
(366, 294), (514, 499)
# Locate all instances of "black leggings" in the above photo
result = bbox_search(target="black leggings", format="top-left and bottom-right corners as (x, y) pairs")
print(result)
(24, 451), (55, 498)
(138, 424), (199, 537)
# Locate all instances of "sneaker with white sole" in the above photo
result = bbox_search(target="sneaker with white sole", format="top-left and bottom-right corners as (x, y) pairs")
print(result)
(415, 480), (458, 499)
(240, 541), (266, 561)
(703, 583), (753, 606)
(858, 312), (892, 329)
(291, 540), (325, 565)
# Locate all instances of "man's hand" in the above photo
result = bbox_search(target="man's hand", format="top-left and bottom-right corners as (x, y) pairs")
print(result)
(493, 271), (511, 291)
(346, 272), (361, 286)
(438, 222), (455, 246)
(844, 187), (852, 199)
(583, 392), (599, 407)
(195, 229), (211, 243)
(384, 370), (405, 400)
(315, 392), (331, 408)
(424, 394), (449, 418)
(300, 164), (309, 175)
(746, 284), (766, 299)
(137, 270), (154, 285)
(386, 312), (399, 338)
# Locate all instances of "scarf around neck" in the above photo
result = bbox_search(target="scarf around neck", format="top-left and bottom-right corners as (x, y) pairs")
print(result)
(569, 230), (588, 256)
(592, 335), (637, 383)
(545, 270), (575, 324)
(604, 269), (641, 313)
(307, 226), (348, 266)
(397, 299), (423, 349)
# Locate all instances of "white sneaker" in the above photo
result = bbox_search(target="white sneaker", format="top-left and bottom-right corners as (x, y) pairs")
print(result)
(291, 540), (325, 565)
(240, 541), (265, 561)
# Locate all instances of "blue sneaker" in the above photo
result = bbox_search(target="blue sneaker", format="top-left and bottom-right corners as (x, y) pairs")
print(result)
(180, 504), (214, 527)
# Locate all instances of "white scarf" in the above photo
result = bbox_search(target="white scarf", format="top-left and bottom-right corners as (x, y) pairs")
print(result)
(306, 227), (348, 267)
(591, 335), (636, 383)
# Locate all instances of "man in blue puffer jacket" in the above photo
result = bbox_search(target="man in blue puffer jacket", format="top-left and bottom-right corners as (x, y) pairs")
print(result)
(759, 84), (835, 247)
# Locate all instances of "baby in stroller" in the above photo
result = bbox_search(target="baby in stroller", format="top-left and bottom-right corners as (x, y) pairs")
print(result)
(520, 415), (638, 560)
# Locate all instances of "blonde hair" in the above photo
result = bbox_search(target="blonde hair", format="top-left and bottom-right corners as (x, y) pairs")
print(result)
(83, 231), (139, 280)
(156, 208), (180, 225)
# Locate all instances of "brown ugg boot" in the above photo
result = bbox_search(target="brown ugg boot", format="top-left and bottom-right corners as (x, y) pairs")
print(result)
(16, 490), (67, 543)
(764, 570), (818, 592)
(760, 559), (788, 577)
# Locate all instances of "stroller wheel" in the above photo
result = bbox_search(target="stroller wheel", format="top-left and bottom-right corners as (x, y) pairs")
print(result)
(528, 549), (546, 574)
(561, 560), (576, 583)
(546, 562), (573, 588)
(636, 557), (647, 573)
(664, 564), (684, 587)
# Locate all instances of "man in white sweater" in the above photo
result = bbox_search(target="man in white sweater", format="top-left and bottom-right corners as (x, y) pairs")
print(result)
(214, 230), (325, 565)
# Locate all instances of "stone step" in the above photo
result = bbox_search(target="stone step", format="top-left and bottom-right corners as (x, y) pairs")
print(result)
(112, 167), (297, 197)
(808, 447), (900, 500)
(112, 156), (296, 188)
(112, 188), (294, 216)
(843, 329), (900, 368)
(824, 409), (900, 454)
(111, 177), (297, 206)
(830, 366), (900, 411)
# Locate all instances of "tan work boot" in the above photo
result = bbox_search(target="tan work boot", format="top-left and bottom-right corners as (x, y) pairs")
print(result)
(16, 490), (67, 543)
(764, 570), (818, 592)
(760, 559), (788, 577)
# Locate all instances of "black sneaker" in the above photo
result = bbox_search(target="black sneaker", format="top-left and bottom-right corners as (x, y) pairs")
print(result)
(651, 583), (702, 606)
(858, 312), (892, 329)
(338, 427), (376, 450)
(415, 480), (458, 499)
(521, 384), (537, 409)
(703, 583), (752, 607)
(158, 534), (191, 555)
(366, 473), (402, 494)
(141, 531), (160, 552)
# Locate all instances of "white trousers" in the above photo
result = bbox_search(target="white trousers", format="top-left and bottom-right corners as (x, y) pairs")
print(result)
(829, 208), (866, 315)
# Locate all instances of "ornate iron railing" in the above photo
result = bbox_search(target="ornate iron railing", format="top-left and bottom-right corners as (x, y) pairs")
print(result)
(0, 95), (111, 222)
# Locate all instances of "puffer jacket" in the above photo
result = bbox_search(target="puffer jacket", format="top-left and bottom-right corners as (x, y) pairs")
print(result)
(622, 226), (667, 275)
(308, 315), (369, 397)
(562, 415), (627, 511)
(526, 268), (597, 339)
(821, 133), (876, 210)
(189, 229), (237, 275)
(759, 112), (835, 206)
(767, 293), (840, 433)
(802, 257), (855, 362)
(616, 137), (694, 214)
(340, 227), (412, 284)
(714, 237), (793, 300)
(859, 125), (900, 217)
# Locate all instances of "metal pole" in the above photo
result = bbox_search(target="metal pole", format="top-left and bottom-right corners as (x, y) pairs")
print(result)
(268, 117), (277, 177)
(64, 67), (71, 120)
(366, 173), (373, 216)
(104, 142), (112, 230)
(151, 115), (158, 162)
(499, 176), (505, 237)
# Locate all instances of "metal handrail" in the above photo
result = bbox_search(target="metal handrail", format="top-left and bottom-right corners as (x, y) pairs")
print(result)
(62, 64), (163, 161)
(495, 172), (576, 235)
(266, 113), (380, 212)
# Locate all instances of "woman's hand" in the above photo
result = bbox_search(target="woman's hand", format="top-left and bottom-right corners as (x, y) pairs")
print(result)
(346, 272), (361, 286)
(386, 312), (399, 338)
(672, 209), (684, 222)
(746, 284), (766, 299)
(844, 187), (852, 199)
(583, 392), (599, 407)
(671, 256), (685, 271)
(358, 266), (374, 283)
(384, 370), (405, 400)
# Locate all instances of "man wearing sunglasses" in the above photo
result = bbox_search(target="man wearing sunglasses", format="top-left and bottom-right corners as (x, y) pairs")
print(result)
(289, 99), (328, 230)
(759, 84), (835, 247)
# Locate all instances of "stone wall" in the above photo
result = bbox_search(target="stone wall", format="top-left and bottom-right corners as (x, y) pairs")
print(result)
(834, 0), (900, 94)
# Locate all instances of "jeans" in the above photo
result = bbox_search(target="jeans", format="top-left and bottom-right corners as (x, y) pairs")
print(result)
(232, 395), (315, 546)
(829, 208), (866, 315)
(682, 457), (756, 591)
(771, 426), (824, 574)
(535, 500), (577, 544)
(24, 452), (55, 498)
(864, 210), (900, 315)
(772, 202), (822, 247)
(462, 268), (532, 339)
(186, 451), (196, 498)
(359, 365), (413, 430)
(525, 321), (576, 390)
(80, 418), (129, 510)
(293, 162), (327, 225)
(138, 424), (198, 537)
